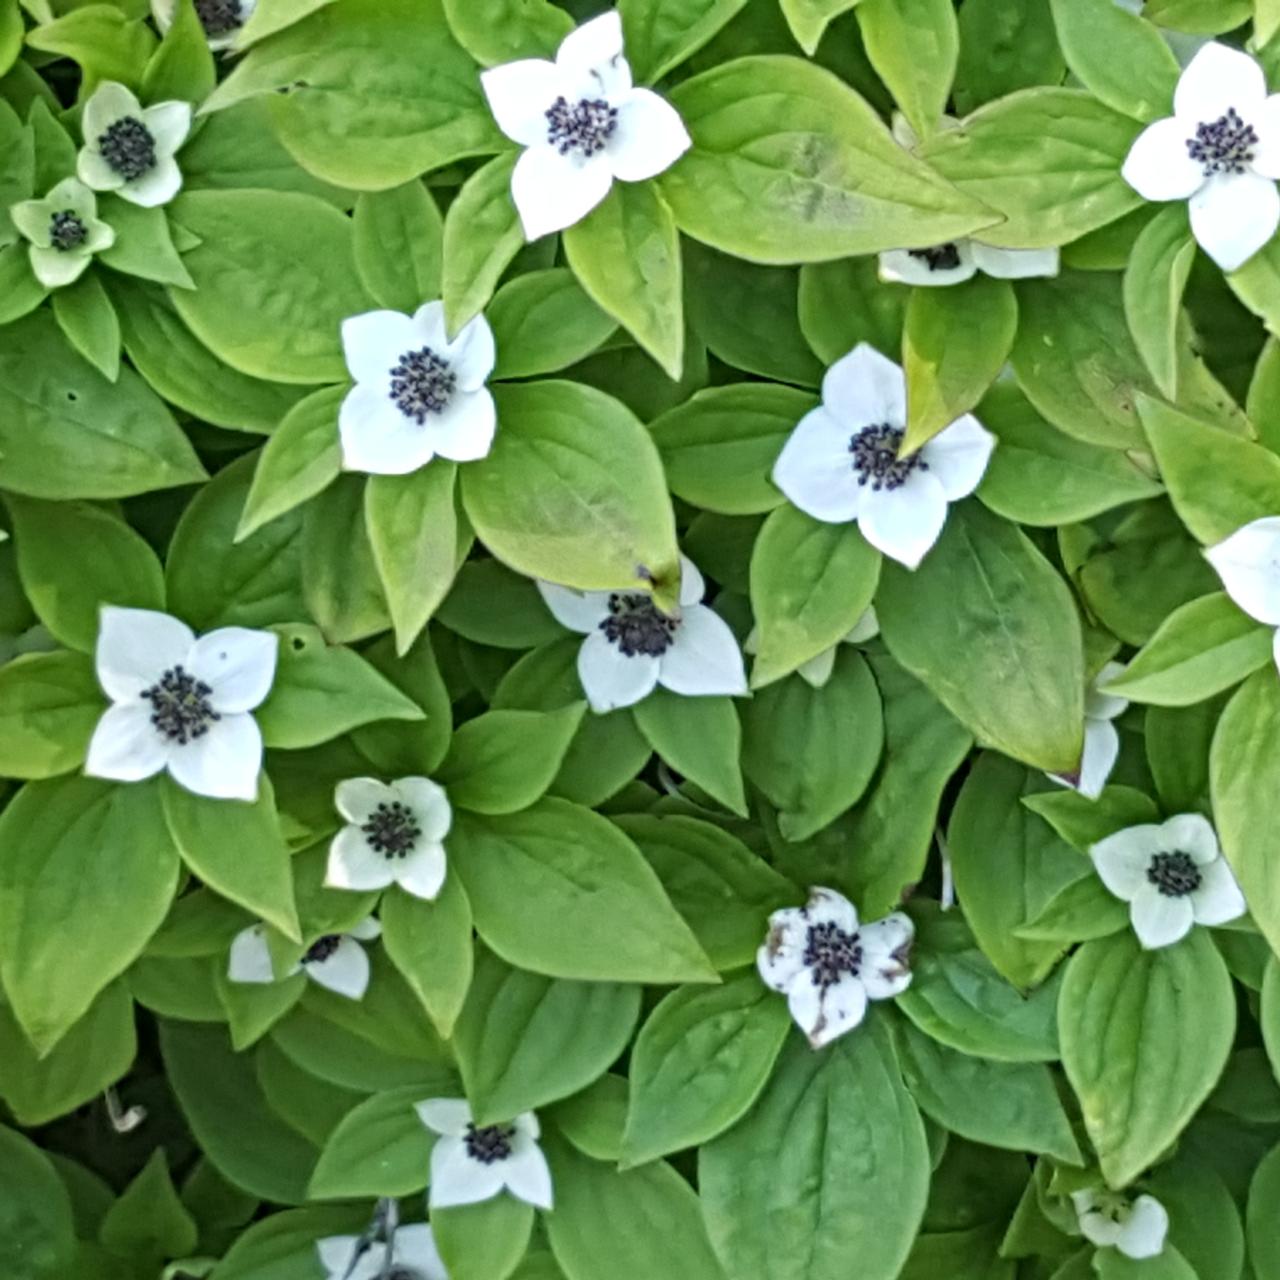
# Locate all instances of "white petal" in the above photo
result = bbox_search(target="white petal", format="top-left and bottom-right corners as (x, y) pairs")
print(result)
(335, 776), (394, 824)
(877, 245), (977, 287)
(511, 145), (614, 240)
(1273, 625), (1280, 678)
(858, 471), (949, 570)
(142, 100), (192, 157)
(1129, 883), (1195, 949)
(83, 81), (142, 139)
(480, 59), (563, 147)
(846, 606), (880, 643)
(167, 712), (263, 801)
(514, 1110), (541, 1141)
(771, 406), (865, 524)
(85, 703), (168, 782)
(416, 1097), (473, 1136)
(677, 554), (706, 607)
(423, 387), (497, 463)
(821, 342), (907, 428)
(919, 412), (996, 500)
(1121, 117), (1205, 201)
(339, 386), (437, 476)
(30, 247), (92, 289)
(577, 628), (661, 712)
(120, 157), (184, 208)
(796, 646), (837, 687)
(342, 310), (415, 384)
(1087, 661), (1130, 721)
(446, 311), (497, 390)
(1157, 812), (1219, 863)
(326, 825), (397, 892)
(429, 1136), (507, 1208)
(1174, 41), (1267, 121)
(607, 89), (690, 182)
(658, 605), (747, 697)
(1117, 1196), (1169, 1261)
(305, 935), (370, 999)
(1190, 856), (1247, 925)
(227, 926), (275, 984)
(757, 926), (807, 992)
(1078, 1208), (1125, 1249)
(503, 1143), (554, 1210)
(786, 976), (824, 1040)
(1092, 825), (1160, 902)
(395, 843), (448, 900)
(393, 776), (452, 842)
(393, 1225), (448, 1280)
(408, 299), (451, 353)
(1250, 94), (1280, 179)
(96, 606), (192, 701)
(1204, 517), (1280, 625)
(189, 627), (277, 713)
(76, 148), (125, 193)
(1190, 172), (1280, 272)
(970, 242), (1060, 279)
(1076, 719), (1120, 801)
(537, 580), (611, 633)
(858, 911), (915, 1000)
(556, 10), (624, 78)
(350, 916), (382, 941)
(809, 973), (868, 1049)
(803, 886), (859, 932)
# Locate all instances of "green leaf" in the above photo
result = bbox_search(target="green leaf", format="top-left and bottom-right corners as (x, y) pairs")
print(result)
(434, 1196), (534, 1280)
(1014, 873), (1130, 944)
(437, 560), (564, 650)
(877, 501), (1085, 773)
(632, 690), (746, 816)
(550, 1075), (627, 1164)
(619, 0), (748, 82)
(441, 0), (571, 63)
(140, 0), (215, 103)
(0, 1124), (77, 1278)
(799, 257), (905, 364)
(489, 267), (617, 380)
(307, 1086), (432, 1199)
(1022, 785), (1160, 852)
(662, 55), (997, 263)
(1059, 929), (1235, 1187)
(236, 0), (339, 45)
(217, 964), (305, 1051)
(1123, 204), (1196, 399)
(954, 0), (1065, 115)
(301, 474), (390, 643)
(51, 270), (121, 382)
(779, 0), (862, 53)
(442, 152), (522, 336)
(352, 181), (443, 313)
(699, 1021), (929, 1280)
(0, 651), (101, 779)
(451, 798), (717, 983)
(0, 775), (178, 1052)
(0, 244), (48, 328)
(857, 0), (958, 140)
(1248, 1143), (1280, 1278)
(381, 876), (474, 1038)
(24, 5), (156, 90)
(100, 1150), (198, 1268)
(99, 199), (194, 289)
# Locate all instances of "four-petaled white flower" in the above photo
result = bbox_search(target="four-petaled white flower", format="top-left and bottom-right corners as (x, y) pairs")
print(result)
(1048, 661), (1129, 800)
(480, 10), (691, 240)
(76, 81), (191, 208)
(151, 0), (258, 52)
(745, 606), (880, 689)
(772, 343), (996, 569)
(1122, 42), (1280, 271)
(317, 1224), (446, 1280)
(326, 776), (452, 901)
(10, 177), (115, 289)
(1072, 1189), (1169, 1260)
(1090, 813), (1246, 949)
(1204, 516), (1280, 672)
(416, 1097), (553, 1210)
(228, 918), (382, 1001)
(756, 886), (915, 1049)
(537, 554), (747, 713)
(339, 301), (497, 476)
(85, 606), (277, 801)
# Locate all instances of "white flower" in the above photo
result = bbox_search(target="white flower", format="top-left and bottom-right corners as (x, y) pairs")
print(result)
(1122, 42), (1280, 271)
(416, 1098), (553, 1211)
(1071, 1189), (1169, 1260)
(85, 606), (277, 801)
(480, 10), (691, 240)
(76, 81), (191, 208)
(771, 343), (996, 569)
(10, 178), (115, 288)
(745, 606), (879, 689)
(325, 777), (451, 901)
(317, 1224), (446, 1280)
(339, 301), (497, 476)
(151, 0), (258, 51)
(756, 886), (914, 1049)
(1205, 516), (1280, 673)
(536, 554), (747, 713)
(228, 918), (382, 1000)
(1048, 661), (1129, 800)
(1090, 813), (1246, 949)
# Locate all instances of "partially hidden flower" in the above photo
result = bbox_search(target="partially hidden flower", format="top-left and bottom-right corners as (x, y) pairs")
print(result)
(771, 343), (996, 569)
(416, 1098), (553, 1210)
(1048, 661), (1129, 800)
(756, 886), (914, 1049)
(1090, 813), (1246, 949)
(325, 776), (451, 901)
(339, 301), (496, 475)
(85, 606), (277, 801)
(151, 0), (257, 51)
(77, 81), (191, 208)
(537, 554), (747, 713)
(10, 178), (115, 288)
(1204, 516), (1280, 672)
(1122, 42), (1280, 271)
(1072, 1188), (1169, 1260)
(480, 10), (690, 240)
(228, 918), (381, 1000)
(745, 606), (879, 689)
(317, 1224), (446, 1280)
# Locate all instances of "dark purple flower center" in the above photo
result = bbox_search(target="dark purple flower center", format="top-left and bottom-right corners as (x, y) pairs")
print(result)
(848, 423), (927, 492)
(1146, 851), (1202, 898)
(389, 346), (457, 423)
(599, 594), (677, 658)
(143, 665), (219, 745)
(1187, 107), (1258, 176)
(545, 95), (618, 158)
(803, 920), (863, 989)
(99, 116), (156, 181)
(464, 1122), (515, 1164)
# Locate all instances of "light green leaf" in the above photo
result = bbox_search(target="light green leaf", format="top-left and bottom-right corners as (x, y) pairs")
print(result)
(381, 876), (474, 1038)
(100, 1150), (198, 1268)
(799, 257), (905, 364)
(99, 199), (195, 289)
(618, 0), (748, 82)
(857, 0), (958, 140)
(632, 691), (746, 816)
(141, 0), (215, 103)
(1022, 785), (1160, 853)
(301, 474), (390, 643)
(434, 1197), (534, 1280)
(442, 152), (522, 337)
(1248, 1143), (1280, 1278)
(51, 270), (121, 382)
(353, 181), (443, 313)
(0, 1124), (77, 1277)
(780, 0), (863, 54)
(0, 651), (102, 780)
(488, 267), (617, 380)
(1123, 203), (1195, 399)
(441, 0), (571, 64)
(307, 1086), (432, 1199)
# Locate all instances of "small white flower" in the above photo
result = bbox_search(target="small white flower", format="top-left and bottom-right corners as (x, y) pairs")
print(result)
(480, 10), (691, 240)
(339, 301), (497, 476)
(771, 343), (996, 569)
(316, 1224), (446, 1280)
(1205, 516), (1280, 673)
(85, 606), (277, 801)
(416, 1098), (553, 1211)
(1071, 1189), (1169, 1260)
(745, 606), (879, 689)
(756, 886), (914, 1050)
(10, 178), (115, 288)
(1122, 42), (1280, 271)
(76, 81), (191, 208)
(537, 554), (747, 713)
(151, 0), (258, 51)
(1090, 813), (1246, 949)
(1048, 661), (1129, 801)
(228, 918), (382, 1000)
(325, 777), (451, 901)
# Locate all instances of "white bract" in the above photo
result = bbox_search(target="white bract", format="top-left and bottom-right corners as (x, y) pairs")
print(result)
(1204, 516), (1280, 673)
(771, 343), (996, 569)
(1048, 661), (1129, 800)
(151, 0), (257, 51)
(10, 178), (115, 288)
(77, 81), (191, 208)
(1122, 42), (1280, 271)
(416, 1098), (553, 1210)
(1090, 813), (1246, 949)
(756, 886), (915, 1049)
(85, 606), (277, 801)
(228, 918), (382, 1001)
(480, 10), (691, 240)
(317, 1224), (446, 1280)
(339, 301), (496, 475)
(1071, 1189), (1169, 1260)
(745, 606), (879, 689)
(537, 554), (747, 713)
(326, 776), (452, 901)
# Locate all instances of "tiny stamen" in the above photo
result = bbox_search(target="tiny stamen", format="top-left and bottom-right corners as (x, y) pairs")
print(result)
(599, 594), (678, 658)
(848, 423), (927, 492)
(194, 0), (243, 35)
(545, 95), (618, 158)
(803, 920), (863, 990)
(1146, 850), (1202, 898)
(142, 665), (219, 745)
(908, 243), (962, 272)
(361, 800), (422, 860)
(49, 210), (87, 252)
(389, 346), (456, 423)
(464, 1122), (515, 1164)
(98, 116), (157, 181)
(303, 935), (342, 964)
(1187, 107), (1258, 176)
